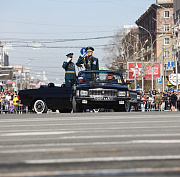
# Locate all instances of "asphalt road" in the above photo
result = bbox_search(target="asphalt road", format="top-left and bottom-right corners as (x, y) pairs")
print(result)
(0, 111), (180, 177)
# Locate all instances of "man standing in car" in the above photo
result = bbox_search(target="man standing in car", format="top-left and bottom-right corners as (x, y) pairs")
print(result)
(62, 53), (76, 87)
(76, 46), (99, 71)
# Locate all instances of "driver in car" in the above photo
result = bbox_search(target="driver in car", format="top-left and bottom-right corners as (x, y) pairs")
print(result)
(106, 73), (117, 83)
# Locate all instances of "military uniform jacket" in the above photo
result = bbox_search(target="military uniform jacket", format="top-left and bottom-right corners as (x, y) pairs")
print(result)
(62, 61), (76, 80)
(77, 56), (99, 71)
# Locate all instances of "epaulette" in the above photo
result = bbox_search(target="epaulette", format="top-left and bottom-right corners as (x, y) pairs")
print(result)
(93, 56), (98, 59)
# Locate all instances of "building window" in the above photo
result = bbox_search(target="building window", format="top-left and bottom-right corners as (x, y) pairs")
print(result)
(164, 11), (170, 18)
(164, 38), (169, 45)
(164, 51), (169, 58)
(164, 24), (170, 32)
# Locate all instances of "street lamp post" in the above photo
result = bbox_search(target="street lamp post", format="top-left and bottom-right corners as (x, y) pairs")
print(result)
(130, 34), (149, 91)
(138, 26), (154, 91)
(124, 42), (137, 89)
(173, 26), (179, 90)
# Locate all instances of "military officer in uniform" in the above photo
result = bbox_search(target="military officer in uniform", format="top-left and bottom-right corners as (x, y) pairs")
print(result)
(76, 46), (99, 71)
(62, 53), (76, 87)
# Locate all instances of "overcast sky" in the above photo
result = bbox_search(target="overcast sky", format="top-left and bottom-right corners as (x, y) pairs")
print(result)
(0, 0), (156, 84)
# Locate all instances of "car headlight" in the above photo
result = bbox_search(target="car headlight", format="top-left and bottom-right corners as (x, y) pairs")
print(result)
(80, 90), (88, 96)
(76, 90), (80, 96)
(126, 91), (129, 97)
(118, 91), (126, 97)
(137, 95), (141, 100)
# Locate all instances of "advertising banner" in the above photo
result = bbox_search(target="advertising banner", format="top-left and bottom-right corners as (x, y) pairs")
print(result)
(128, 62), (161, 80)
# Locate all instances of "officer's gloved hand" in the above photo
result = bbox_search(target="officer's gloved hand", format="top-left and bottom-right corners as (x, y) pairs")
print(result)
(67, 58), (72, 63)
(80, 53), (87, 58)
(76, 63), (83, 67)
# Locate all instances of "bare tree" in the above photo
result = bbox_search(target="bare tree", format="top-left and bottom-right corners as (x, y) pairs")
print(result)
(104, 28), (139, 73)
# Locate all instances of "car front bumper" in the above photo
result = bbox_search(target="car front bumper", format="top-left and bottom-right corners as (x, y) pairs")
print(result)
(76, 96), (131, 109)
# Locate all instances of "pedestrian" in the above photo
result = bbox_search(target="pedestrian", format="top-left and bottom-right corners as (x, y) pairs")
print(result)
(13, 95), (19, 114)
(154, 92), (162, 111)
(162, 91), (167, 111)
(62, 53), (76, 88)
(9, 98), (14, 113)
(141, 94), (146, 112)
(148, 94), (154, 111)
(76, 46), (99, 71)
(171, 91), (178, 111)
(177, 91), (180, 111)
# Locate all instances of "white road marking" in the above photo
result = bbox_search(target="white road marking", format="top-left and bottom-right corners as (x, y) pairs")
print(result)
(1, 167), (180, 177)
(0, 120), (180, 129)
(0, 131), (74, 136)
(0, 140), (180, 153)
(0, 126), (180, 135)
(0, 148), (73, 154)
(0, 133), (180, 145)
(25, 155), (180, 164)
(0, 115), (179, 123)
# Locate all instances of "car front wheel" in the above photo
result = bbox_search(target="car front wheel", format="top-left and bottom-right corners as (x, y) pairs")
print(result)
(34, 100), (48, 114)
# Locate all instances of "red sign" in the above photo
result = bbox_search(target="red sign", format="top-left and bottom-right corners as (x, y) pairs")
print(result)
(128, 62), (161, 80)
(6, 81), (18, 84)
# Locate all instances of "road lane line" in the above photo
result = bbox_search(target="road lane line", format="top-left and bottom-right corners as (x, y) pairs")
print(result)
(0, 123), (180, 129)
(0, 115), (179, 123)
(25, 155), (180, 164)
(0, 131), (74, 136)
(0, 148), (74, 154)
(1, 167), (180, 177)
(1, 133), (180, 145)
(0, 140), (180, 153)
(0, 120), (180, 125)
(0, 126), (180, 134)
(0, 148), (117, 154)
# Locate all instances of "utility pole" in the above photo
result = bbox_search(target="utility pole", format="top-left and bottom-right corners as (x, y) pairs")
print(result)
(151, 44), (154, 91)
(141, 49), (144, 91)
(162, 44), (165, 92)
(174, 27), (179, 90)
(134, 52), (137, 89)
(139, 26), (153, 91)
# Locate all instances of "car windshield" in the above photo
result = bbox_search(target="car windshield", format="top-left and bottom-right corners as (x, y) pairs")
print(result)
(78, 71), (124, 84)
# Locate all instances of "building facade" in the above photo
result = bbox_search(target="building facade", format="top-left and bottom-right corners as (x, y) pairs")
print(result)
(135, 1), (174, 91)
(173, 0), (180, 69)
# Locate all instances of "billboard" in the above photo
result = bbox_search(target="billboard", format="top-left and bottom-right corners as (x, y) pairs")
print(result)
(128, 62), (161, 80)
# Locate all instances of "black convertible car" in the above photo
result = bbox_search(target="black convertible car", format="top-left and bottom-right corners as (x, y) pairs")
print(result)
(19, 70), (141, 113)
(18, 83), (72, 113)
(73, 70), (137, 112)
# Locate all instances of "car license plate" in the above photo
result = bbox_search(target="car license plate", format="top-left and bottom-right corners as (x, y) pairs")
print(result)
(82, 100), (87, 104)
(94, 97), (112, 101)
(119, 101), (124, 104)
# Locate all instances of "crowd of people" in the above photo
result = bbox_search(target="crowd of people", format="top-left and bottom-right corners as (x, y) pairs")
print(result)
(138, 90), (180, 112)
(0, 88), (20, 114)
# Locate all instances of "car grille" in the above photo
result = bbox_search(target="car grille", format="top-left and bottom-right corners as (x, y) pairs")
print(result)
(89, 89), (117, 97)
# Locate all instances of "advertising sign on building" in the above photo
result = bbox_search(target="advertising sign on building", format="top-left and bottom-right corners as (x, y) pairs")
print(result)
(128, 62), (161, 80)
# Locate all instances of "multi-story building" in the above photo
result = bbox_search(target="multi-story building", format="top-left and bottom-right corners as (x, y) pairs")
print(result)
(173, 0), (180, 70)
(135, 0), (174, 91)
